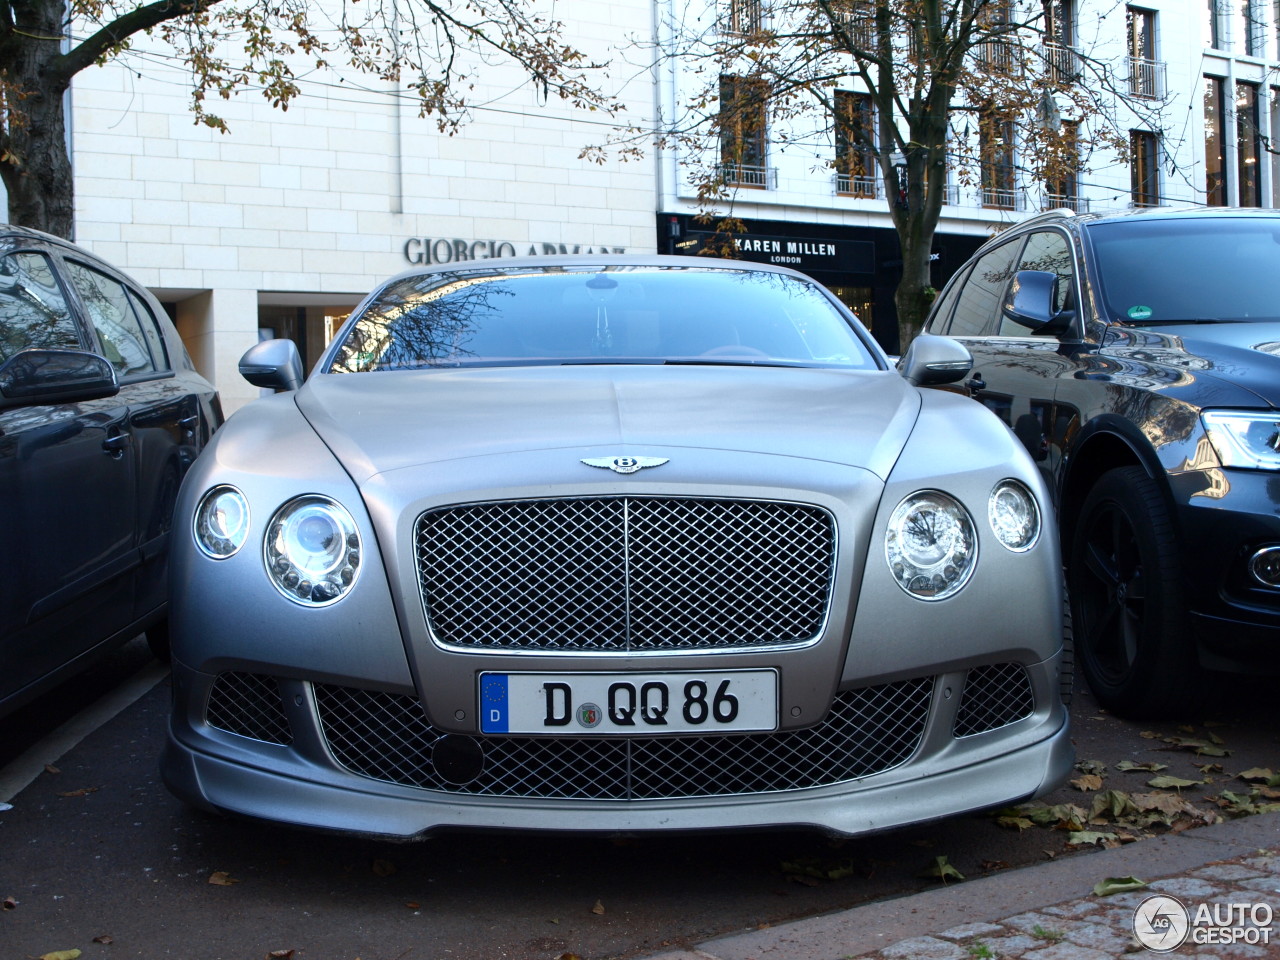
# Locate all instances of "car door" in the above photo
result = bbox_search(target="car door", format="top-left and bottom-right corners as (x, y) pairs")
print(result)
(0, 245), (138, 706)
(57, 254), (203, 627)
(931, 229), (1081, 498)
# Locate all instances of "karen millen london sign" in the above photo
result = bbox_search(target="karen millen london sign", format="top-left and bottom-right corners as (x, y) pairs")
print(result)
(404, 237), (627, 265)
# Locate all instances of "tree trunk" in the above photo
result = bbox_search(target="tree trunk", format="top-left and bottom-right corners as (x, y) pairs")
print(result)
(0, 0), (76, 238)
(894, 236), (933, 351)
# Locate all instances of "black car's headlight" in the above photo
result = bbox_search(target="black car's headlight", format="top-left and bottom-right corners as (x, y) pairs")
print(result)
(265, 495), (361, 604)
(194, 485), (250, 559)
(885, 490), (977, 600)
(988, 479), (1041, 552)
(1202, 410), (1280, 469)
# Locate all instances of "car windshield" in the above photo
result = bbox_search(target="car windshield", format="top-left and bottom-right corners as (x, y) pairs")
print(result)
(1089, 217), (1280, 325)
(327, 265), (878, 372)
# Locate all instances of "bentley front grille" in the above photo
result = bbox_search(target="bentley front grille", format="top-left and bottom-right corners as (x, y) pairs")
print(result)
(416, 497), (836, 651)
(953, 662), (1035, 737)
(314, 678), (932, 800)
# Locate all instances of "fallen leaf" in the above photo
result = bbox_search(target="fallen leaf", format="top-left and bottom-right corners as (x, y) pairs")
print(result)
(555, 954), (584, 960)
(980, 859), (1011, 872)
(1177, 724), (1196, 735)
(44, 765), (60, 774)
(1093, 875), (1148, 896)
(1116, 760), (1167, 773)
(1239, 767), (1276, 782)
(995, 814), (1034, 831)
(2, 896), (15, 910)
(1139, 730), (1160, 739)
(55, 787), (98, 798)
(1071, 774), (1104, 792)
(785, 874), (820, 886)
(1068, 830), (1118, 846)
(1076, 759), (1107, 776)
(38, 952), (81, 960)
(371, 859), (396, 877)
(1147, 776), (1202, 790)
(404, 902), (420, 910)
(591, 899), (605, 915)
(918, 855), (964, 884)
(92, 936), (112, 945)
(207, 871), (239, 886)
(267, 951), (295, 959)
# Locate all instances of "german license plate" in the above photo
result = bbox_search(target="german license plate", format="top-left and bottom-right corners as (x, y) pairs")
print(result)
(479, 670), (778, 735)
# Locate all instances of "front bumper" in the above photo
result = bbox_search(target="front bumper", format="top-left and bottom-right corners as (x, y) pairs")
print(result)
(162, 659), (1072, 840)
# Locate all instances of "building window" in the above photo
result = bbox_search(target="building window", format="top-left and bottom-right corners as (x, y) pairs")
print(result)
(1207, 0), (1226, 49)
(1130, 130), (1160, 207)
(834, 91), (877, 198)
(1205, 76), (1229, 206)
(829, 285), (875, 331)
(981, 111), (1018, 210)
(1043, 0), (1080, 81)
(719, 75), (769, 188)
(1272, 88), (1280, 206)
(1237, 81), (1262, 206)
(1127, 7), (1163, 99)
(724, 0), (764, 34)
(835, 0), (876, 52)
(1045, 121), (1083, 211)
(1245, 0), (1266, 55)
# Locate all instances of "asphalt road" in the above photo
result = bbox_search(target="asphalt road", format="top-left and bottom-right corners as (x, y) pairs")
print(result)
(1, 661), (1277, 960)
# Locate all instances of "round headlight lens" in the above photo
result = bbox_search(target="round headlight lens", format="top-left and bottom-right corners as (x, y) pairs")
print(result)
(194, 485), (250, 559)
(988, 480), (1041, 552)
(265, 496), (361, 605)
(885, 490), (977, 600)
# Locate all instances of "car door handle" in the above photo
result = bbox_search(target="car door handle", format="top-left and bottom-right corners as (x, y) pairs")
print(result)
(102, 429), (131, 457)
(965, 374), (987, 392)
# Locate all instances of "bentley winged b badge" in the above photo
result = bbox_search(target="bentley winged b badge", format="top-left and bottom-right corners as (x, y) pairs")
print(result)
(581, 456), (669, 475)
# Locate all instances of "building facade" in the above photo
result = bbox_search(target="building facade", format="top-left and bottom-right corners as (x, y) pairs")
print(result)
(21, 0), (1274, 408)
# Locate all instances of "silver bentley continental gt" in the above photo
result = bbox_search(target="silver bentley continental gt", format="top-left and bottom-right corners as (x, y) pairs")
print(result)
(162, 256), (1073, 839)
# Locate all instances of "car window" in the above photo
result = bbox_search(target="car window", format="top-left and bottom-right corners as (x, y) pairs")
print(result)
(62, 260), (158, 377)
(925, 265), (969, 334)
(124, 287), (171, 370)
(947, 239), (1022, 337)
(330, 266), (880, 372)
(0, 251), (82, 363)
(998, 230), (1075, 337)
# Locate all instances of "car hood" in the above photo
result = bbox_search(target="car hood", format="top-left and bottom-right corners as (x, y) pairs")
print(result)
(1110, 322), (1280, 407)
(294, 364), (919, 483)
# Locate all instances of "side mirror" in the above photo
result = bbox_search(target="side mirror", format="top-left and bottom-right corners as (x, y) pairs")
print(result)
(0, 348), (119, 407)
(240, 338), (304, 392)
(897, 334), (973, 387)
(1003, 270), (1072, 333)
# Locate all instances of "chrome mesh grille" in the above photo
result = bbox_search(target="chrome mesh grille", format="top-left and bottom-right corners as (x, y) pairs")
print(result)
(314, 679), (932, 799)
(416, 497), (835, 651)
(953, 662), (1035, 738)
(207, 672), (292, 745)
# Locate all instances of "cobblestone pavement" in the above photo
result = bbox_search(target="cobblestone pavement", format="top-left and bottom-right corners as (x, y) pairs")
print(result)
(849, 852), (1280, 959)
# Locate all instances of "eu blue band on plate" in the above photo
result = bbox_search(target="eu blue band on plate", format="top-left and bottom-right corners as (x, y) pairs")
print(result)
(480, 674), (508, 733)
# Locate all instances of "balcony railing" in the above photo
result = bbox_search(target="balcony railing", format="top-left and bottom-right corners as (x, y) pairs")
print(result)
(982, 186), (1024, 211)
(976, 40), (1022, 75)
(719, 162), (774, 188)
(1040, 41), (1081, 83)
(833, 9), (876, 51)
(1043, 192), (1090, 213)
(723, 0), (764, 34)
(1127, 56), (1165, 99)
(834, 172), (879, 198)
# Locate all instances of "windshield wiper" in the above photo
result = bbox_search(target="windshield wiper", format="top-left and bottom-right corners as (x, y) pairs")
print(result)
(663, 358), (807, 368)
(1121, 317), (1242, 326)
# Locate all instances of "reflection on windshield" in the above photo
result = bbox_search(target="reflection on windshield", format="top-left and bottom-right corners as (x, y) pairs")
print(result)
(1090, 219), (1280, 324)
(328, 267), (876, 373)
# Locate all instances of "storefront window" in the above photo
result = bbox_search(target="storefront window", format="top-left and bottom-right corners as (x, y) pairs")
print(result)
(829, 285), (874, 331)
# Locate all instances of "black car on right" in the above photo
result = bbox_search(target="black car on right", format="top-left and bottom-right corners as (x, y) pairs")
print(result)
(923, 207), (1280, 717)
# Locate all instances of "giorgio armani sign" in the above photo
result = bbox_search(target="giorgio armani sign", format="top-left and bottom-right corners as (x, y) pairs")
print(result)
(404, 237), (626, 264)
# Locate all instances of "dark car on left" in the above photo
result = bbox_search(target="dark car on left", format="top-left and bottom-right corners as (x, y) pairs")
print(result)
(0, 225), (221, 717)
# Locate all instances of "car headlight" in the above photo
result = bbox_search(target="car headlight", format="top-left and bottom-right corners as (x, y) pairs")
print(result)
(988, 480), (1041, 552)
(194, 485), (250, 559)
(885, 490), (977, 600)
(1202, 410), (1280, 469)
(265, 495), (361, 604)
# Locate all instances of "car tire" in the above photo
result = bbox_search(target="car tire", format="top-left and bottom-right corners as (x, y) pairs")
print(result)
(1069, 466), (1196, 718)
(145, 618), (172, 663)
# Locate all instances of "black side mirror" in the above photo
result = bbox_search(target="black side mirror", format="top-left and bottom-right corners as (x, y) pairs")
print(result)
(1003, 270), (1072, 334)
(0, 348), (119, 407)
(240, 338), (304, 392)
(897, 334), (973, 387)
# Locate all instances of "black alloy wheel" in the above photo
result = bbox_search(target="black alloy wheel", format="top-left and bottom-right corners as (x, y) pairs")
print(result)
(1069, 466), (1195, 718)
